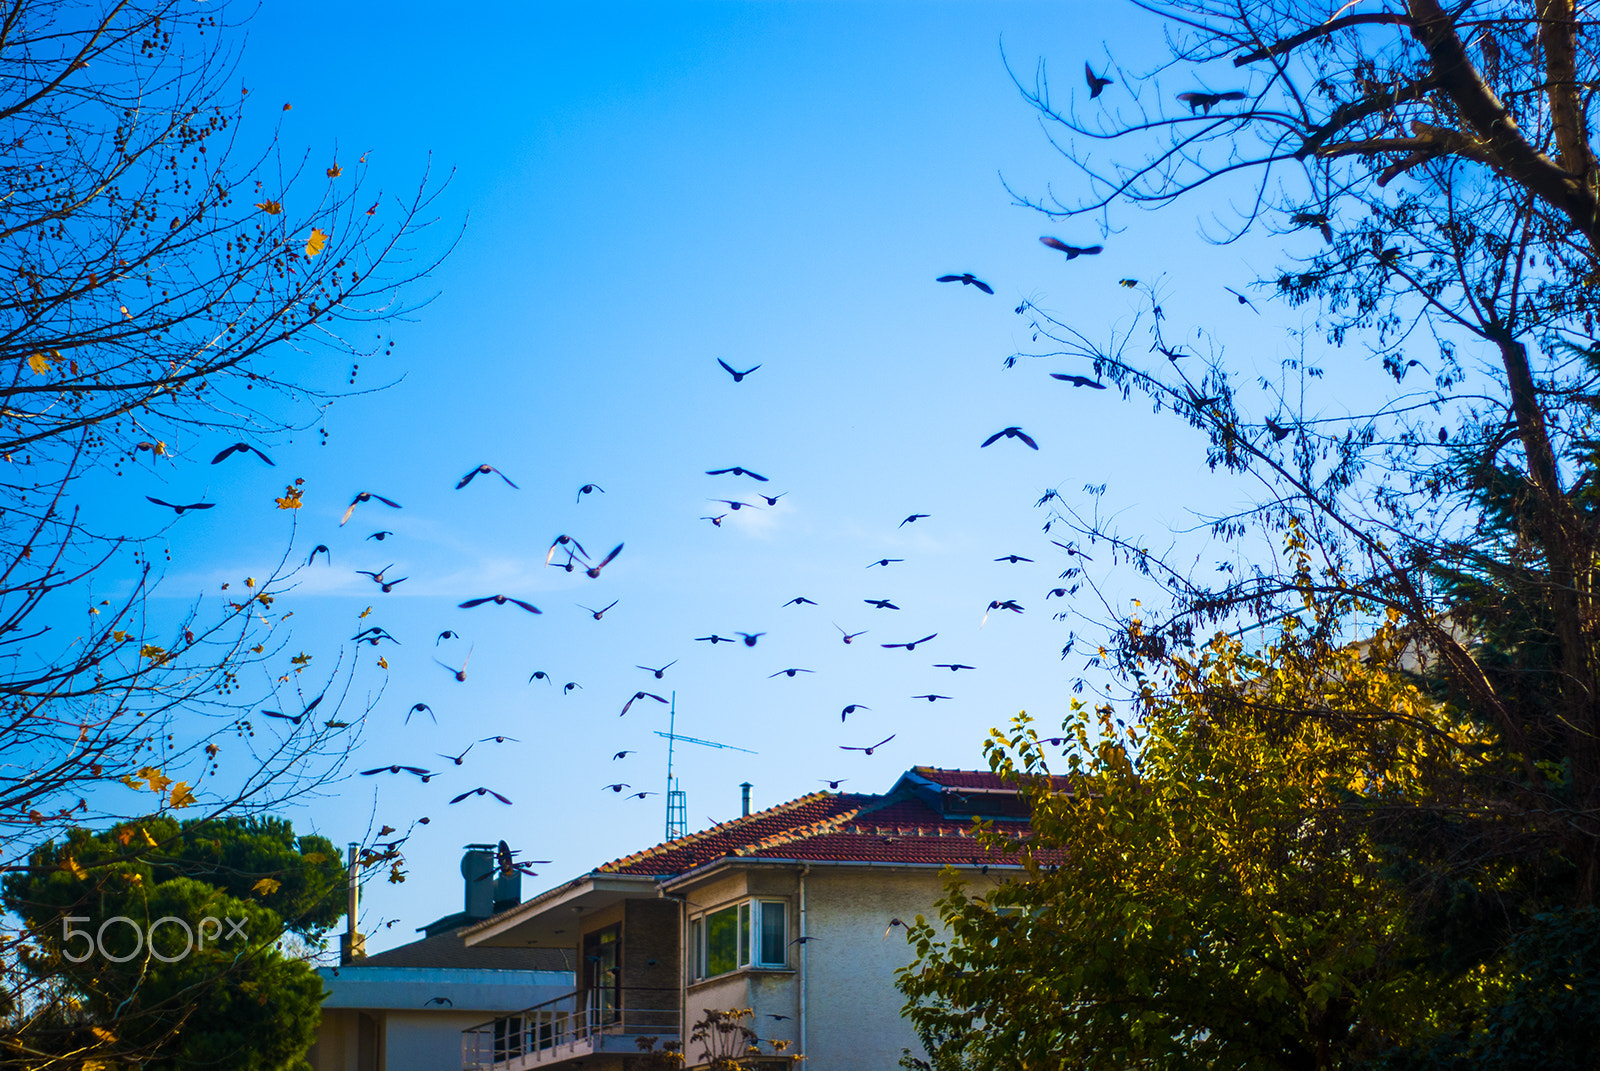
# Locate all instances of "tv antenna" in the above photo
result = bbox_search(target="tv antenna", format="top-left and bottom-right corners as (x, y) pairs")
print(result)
(655, 692), (756, 841)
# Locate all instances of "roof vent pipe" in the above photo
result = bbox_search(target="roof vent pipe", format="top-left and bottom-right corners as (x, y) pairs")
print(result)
(740, 782), (752, 817)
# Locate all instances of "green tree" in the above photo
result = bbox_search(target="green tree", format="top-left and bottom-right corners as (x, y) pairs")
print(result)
(3, 816), (344, 1069)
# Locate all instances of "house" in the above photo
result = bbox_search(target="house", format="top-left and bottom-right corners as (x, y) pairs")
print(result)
(459, 767), (1060, 1071)
(310, 844), (576, 1071)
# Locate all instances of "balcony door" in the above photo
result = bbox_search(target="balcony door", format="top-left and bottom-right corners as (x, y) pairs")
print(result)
(583, 924), (621, 1025)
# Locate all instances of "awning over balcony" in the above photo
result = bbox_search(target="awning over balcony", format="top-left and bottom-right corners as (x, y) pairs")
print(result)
(461, 872), (661, 950)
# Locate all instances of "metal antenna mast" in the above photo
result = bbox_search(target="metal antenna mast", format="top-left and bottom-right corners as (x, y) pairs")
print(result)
(658, 691), (757, 841)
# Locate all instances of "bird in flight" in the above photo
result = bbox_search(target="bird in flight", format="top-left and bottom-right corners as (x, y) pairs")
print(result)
(1176, 89), (1248, 114)
(351, 626), (400, 645)
(696, 634), (734, 644)
(994, 554), (1034, 564)
(620, 691), (668, 716)
(361, 765), (433, 780)
(457, 464), (519, 490)
(579, 600), (619, 621)
(628, 791), (658, 800)
(840, 704), (868, 721)
(211, 442), (275, 466)
(367, 530), (394, 541)
(602, 783), (631, 793)
(819, 778), (848, 789)
(435, 647), (473, 683)
(459, 594), (541, 613)
(528, 670), (552, 684)
(437, 744), (472, 765)
(936, 273), (994, 294)
(406, 702), (435, 726)
(358, 566), (408, 593)
(613, 750), (635, 760)
(710, 498), (758, 511)
(423, 996), (454, 1007)
(145, 496), (214, 514)
(1039, 236), (1104, 259)
(883, 917), (908, 939)
(842, 735), (896, 756)
(1050, 540), (1094, 561)
(576, 483), (605, 502)
(899, 514), (929, 527)
(701, 514), (727, 527)
(1051, 373), (1107, 389)
(307, 544), (330, 566)
(980, 427), (1038, 450)
(1224, 285), (1259, 312)
(835, 625), (868, 644)
(340, 491), (401, 526)
(479, 735), (520, 744)
(866, 558), (904, 568)
(737, 632), (765, 647)
(933, 663), (976, 672)
(563, 681), (582, 694)
(717, 358), (760, 382)
(450, 786), (512, 805)
(758, 492), (787, 506)
(436, 630), (460, 644)
(981, 599), (1025, 627)
(912, 694), (953, 702)
(706, 466), (768, 482)
(490, 840), (549, 880)
(636, 661), (677, 679)
(864, 598), (900, 610)
(783, 596), (817, 607)
(882, 634), (937, 651)
(259, 694), (324, 726)
(544, 534), (589, 567)
(1084, 62), (1113, 97)
(584, 544), (624, 579)
(768, 668), (813, 678)
(1265, 417), (1292, 442)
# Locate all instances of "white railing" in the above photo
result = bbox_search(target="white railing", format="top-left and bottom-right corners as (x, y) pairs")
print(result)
(463, 987), (679, 1070)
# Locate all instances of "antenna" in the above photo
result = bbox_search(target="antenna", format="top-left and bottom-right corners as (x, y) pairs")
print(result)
(658, 692), (757, 841)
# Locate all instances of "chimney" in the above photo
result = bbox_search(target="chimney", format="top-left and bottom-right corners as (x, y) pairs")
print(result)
(462, 844), (494, 919)
(340, 842), (366, 965)
(740, 782), (752, 817)
(492, 864), (522, 915)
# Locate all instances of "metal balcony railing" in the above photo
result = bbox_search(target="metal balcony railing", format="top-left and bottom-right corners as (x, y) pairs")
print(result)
(463, 986), (680, 1070)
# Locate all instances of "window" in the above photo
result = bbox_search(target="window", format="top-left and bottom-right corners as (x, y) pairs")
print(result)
(690, 899), (789, 980)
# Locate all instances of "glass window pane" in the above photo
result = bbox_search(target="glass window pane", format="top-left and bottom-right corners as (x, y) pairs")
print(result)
(760, 901), (786, 966)
(738, 902), (751, 966)
(692, 918), (704, 979)
(706, 906), (739, 976)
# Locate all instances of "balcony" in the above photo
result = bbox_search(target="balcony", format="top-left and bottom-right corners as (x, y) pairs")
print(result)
(462, 986), (679, 1070)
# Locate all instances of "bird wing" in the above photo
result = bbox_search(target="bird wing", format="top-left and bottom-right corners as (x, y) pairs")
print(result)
(594, 543), (624, 569)
(979, 430), (1004, 447)
(339, 499), (359, 526)
(496, 469), (519, 488)
(1015, 429), (1039, 449)
(455, 468), (479, 489)
(717, 358), (736, 375)
(509, 598), (542, 614)
(973, 279), (994, 294)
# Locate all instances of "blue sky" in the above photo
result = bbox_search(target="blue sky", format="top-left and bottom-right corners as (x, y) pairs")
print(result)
(106, 1), (1326, 948)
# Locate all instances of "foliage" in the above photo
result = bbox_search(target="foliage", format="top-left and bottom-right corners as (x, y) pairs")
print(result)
(690, 1008), (796, 1070)
(2, 816), (343, 1069)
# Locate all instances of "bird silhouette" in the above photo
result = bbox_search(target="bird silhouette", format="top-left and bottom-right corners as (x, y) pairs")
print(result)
(768, 668), (813, 678)
(769, 1012), (795, 1019)
(1084, 62), (1113, 97)
(489, 840), (549, 879)
(899, 514), (929, 527)
(710, 498), (758, 511)
(1176, 89), (1248, 114)
(361, 765), (433, 780)
(613, 750), (635, 760)
(717, 358), (761, 382)
(459, 594), (541, 613)
(994, 554), (1033, 564)
(981, 599), (1025, 627)
(842, 735), (896, 756)
(436, 630), (460, 644)
(706, 466), (768, 482)
(603, 783), (630, 793)
(867, 558), (904, 568)
(819, 778), (848, 789)
(579, 600), (619, 620)
(406, 702), (435, 726)
(1224, 285), (1259, 312)
(423, 996), (454, 1007)
(1265, 417), (1292, 441)
(307, 544), (330, 566)
(434, 648), (473, 683)
(701, 515), (727, 527)
(437, 744), (472, 765)
(584, 543), (624, 579)
(544, 535), (590, 567)
(758, 492), (787, 506)
(456, 464), (519, 490)
(636, 661), (677, 678)
(696, 634), (734, 644)
(864, 598), (900, 610)
(912, 694), (953, 702)
(936, 273), (994, 294)
(259, 694), (323, 726)
(1050, 540), (1094, 561)
(351, 626), (400, 645)
(479, 735), (521, 744)
(628, 791), (658, 799)
(367, 530), (394, 541)
(620, 691), (668, 716)
(840, 704), (868, 721)
(449, 786), (511, 805)
(145, 496), (214, 514)
(835, 625), (868, 644)
(1050, 373), (1107, 389)
(340, 491), (401, 526)
(883, 917), (908, 939)
(1046, 587), (1069, 598)
(576, 483), (605, 502)
(783, 596), (817, 607)
(1039, 236), (1104, 259)
(528, 670), (552, 684)
(211, 442), (275, 466)
(882, 634), (937, 651)
(737, 632), (765, 647)
(563, 681), (582, 694)
(980, 427), (1038, 450)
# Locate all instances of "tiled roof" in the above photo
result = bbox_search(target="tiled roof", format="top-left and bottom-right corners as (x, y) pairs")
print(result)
(594, 770), (1042, 877)
(908, 766), (1073, 793)
(353, 925), (575, 971)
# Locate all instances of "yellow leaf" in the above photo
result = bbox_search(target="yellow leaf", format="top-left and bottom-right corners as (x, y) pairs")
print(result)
(139, 766), (172, 793)
(251, 876), (282, 896)
(244, 577), (255, 588)
(326, 163), (342, 178)
(168, 781), (196, 808)
(62, 857), (87, 880)
(141, 826), (158, 847)
(255, 200), (283, 215)
(274, 484), (303, 509)
(91, 1026), (117, 1043)
(26, 352), (49, 375)
(305, 228), (328, 258)
(302, 851), (327, 864)
(112, 630), (129, 642)
(139, 643), (169, 664)
(125, 871), (143, 887)
(358, 606), (372, 619)
(290, 652), (311, 666)
(377, 656), (389, 670)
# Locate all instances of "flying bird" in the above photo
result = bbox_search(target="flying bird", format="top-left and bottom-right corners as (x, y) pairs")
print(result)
(1050, 373), (1107, 389)
(835, 625), (868, 644)
(459, 594), (541, 613)
(994, 554), (1033, 564)
(479, 735), (520, 744)
(613, 750), (635, 760)
(619, 691), (668, 716)
(351, 626), (400, 645)
(405, 702), (435, 726)
(717, 358), (761, 382)
(883, 917), (908, 939)
(456, 464), (519, 490)
(1039, 236), (1104, 259)
(701, 514), (727, 527)
(705, 466), (768, 482)
(367, 530), (394, 541)
(864, 598), (899, 610)
(819, 778), (849, 789)
(936, 273), (994, 294)
(736, 632), (765, 647)
(602, 783), (630, 793)
(579, 600), (619, 620)
(882, 634), (937, 651)
(584, 543), (624, 578)
(1265, 417), (1292, 442)
(563, 681), (582, 694)
(340, 491), (401, 526)
(840, 704), (869, 721)
(1084, 62), (1113, 98)
(434, 648), (473, 683)
(696, 634), (734, 644)
(980, 427), (1039, 450)
(912, 694), (953, 702)
(528, 670), (552, 684)
(436, 630), (460, 644)
(1225, 285), (1259, 312)
(436, 744), (472, 765)
(710, 498), (758, 511)
(867, 558), (904, 568)
(360, 765), (433, 780)
(306, 544), (330, 566)
(628, 791), (658, 800)
(842, 735), (896, 756)
(783, 596), (817, 607)
(899, 514), (929, 527)
(758, 492), (787, 505)
(145, 496), (214, 514)
(1176, 89), (1248, 114)
(210, 442), (275, 466)
(981, 599), (1025, 627)
(933, 663), (976, 672)
(259, 694), (323, 726)
(768, 668), (813, 678)
(423, 996), (454, 1007)
(449, 786), (512, 805)
(544, 535), (589, 567)
(636, 661), (677, 679)
(576, 483), (605, 502)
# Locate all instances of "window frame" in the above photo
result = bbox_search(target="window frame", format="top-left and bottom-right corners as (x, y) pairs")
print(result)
(688, 897), (790, 982)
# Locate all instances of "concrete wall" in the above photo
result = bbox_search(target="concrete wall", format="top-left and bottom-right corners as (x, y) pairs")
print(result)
(383, 1010), (490, 1071)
